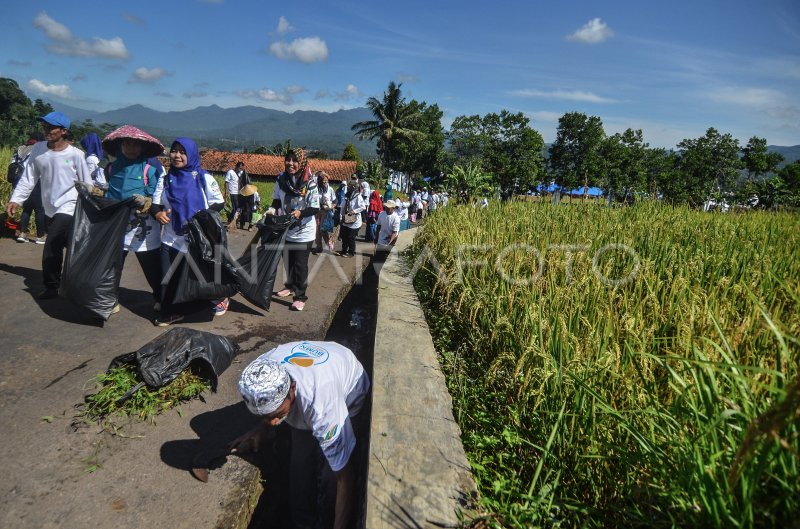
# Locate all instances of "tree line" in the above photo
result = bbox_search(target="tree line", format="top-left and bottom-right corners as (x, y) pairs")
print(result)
(352, 81), (800, 208)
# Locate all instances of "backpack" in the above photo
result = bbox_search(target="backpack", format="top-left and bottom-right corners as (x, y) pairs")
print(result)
(6, 154), (26, 186)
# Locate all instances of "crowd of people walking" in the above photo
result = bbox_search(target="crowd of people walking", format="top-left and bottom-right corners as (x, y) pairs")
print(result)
(4, 110), (451, 325)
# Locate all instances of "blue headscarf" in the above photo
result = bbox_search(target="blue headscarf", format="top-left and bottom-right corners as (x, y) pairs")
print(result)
(164, 137), (207, 235)
(80, 133), (104, 160)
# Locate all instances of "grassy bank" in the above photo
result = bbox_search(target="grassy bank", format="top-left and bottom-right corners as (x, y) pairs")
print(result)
(411, 201), (800, 528)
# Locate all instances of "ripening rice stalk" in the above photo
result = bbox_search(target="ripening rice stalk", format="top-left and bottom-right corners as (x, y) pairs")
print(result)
(411, 200), (800, 529)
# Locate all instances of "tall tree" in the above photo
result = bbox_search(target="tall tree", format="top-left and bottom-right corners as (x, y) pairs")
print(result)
(342, 143), (359, 162)
(676, 127), (742, 207)
(642, 147), (680, 200)
(548, 112), (606, 194)
(741, 136), (784, 182)
(0, 77), (39, 147)
(445, 111), (544, 197)
(351, 81), (423, 170)
(601, 128), (648, 200)
(390, 100), (445, 185)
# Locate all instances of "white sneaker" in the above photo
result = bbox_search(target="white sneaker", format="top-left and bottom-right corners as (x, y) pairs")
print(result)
(16, 235), (27, 243)
(31, 235), (46, 245)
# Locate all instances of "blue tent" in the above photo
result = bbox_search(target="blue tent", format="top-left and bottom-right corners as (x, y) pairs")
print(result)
(568, 186), (604, 197)
(536, 183), (562, 193)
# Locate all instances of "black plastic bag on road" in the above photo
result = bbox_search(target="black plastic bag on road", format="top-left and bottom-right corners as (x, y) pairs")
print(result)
(235, 214), (295, 310)
(172, 209), (239, 304)
(61, 185), (133, 320)
(110, 327), (239, 391)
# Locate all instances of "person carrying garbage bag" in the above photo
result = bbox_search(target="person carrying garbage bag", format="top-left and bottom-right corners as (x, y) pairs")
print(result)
(100, 125), (165, 316)
(151, 137), (232, 326)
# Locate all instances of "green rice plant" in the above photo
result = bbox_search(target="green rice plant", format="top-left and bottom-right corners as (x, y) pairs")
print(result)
(81, 364), (210, 422)
(412, 200), (800, 528)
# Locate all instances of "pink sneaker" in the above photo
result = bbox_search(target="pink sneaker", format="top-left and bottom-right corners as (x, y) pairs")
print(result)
(276, 288), (293, 298)
(212, 297), (229, 316)
(290, 300), (305, 311)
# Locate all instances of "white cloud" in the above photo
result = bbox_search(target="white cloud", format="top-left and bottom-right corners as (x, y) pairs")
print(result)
(237, 87), (296, 105)
(33, 11), (129, 60)
(33, 12), (71, 41)
(276, 16), (294, 35)
(122, 13), (145, 26)
(531, 111), (563, 123)
(28, 79), (74, 99)
(8, 59), (31, 67)
(510, 89), (617, 104)
(286, 84), (307, 94)
(129, 67), (170, 83)
(566, 18), (614, 44)
(183, 91), (208, 98)
(335, 84), (364, 102)
(269, 37), (328, 63)
(707, 86), (784, 107)
(314, 89), (330, 100)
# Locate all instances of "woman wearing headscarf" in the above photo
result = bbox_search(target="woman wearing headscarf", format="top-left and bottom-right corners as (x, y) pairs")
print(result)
(338, 175), (366, 257)
(80, 132), (107, 190)
(270, 145), (319, 312)
(313, 171), (336, 254)
(151, 137), (228, 325)
(366, 189), (383, 242)
(101, 125), (164, 314)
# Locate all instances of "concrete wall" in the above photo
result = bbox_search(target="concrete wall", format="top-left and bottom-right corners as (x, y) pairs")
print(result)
(366, 230), (478, 528)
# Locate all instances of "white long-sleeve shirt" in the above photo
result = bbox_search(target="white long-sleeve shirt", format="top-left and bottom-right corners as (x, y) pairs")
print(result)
(10, 142), (92, 217)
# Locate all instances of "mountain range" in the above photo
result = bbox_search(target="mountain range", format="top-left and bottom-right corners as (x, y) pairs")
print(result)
(51, 101), (378, 158)
(48, 101), (800, 165)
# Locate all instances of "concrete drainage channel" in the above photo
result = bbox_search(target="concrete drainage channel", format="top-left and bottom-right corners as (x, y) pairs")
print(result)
(243, 229), (476, 529)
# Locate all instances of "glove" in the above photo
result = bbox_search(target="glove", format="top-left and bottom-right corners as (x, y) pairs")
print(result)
(90, 186), (105, 197)
(265, 207), (276, 216)
(132, 195), (152, 215)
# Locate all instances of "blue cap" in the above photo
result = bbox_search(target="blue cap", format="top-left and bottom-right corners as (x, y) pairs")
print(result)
(38, 111), (71, 129)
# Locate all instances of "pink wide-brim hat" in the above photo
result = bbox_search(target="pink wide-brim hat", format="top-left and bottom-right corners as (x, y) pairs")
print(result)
(102, 125), (164, 158)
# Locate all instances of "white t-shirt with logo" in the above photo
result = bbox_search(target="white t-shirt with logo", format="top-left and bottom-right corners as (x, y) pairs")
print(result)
(259, 341), (370, 472)
(272, 176), (320, 243)
(376, 210), (400, 246)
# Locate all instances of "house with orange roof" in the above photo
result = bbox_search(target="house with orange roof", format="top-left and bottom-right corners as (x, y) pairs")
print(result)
(198, 149), (357, 182)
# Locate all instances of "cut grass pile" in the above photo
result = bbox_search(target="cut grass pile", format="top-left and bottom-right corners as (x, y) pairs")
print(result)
(81, 364), (210, 422)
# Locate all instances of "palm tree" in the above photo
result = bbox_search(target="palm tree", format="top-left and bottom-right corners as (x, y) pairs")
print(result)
(351, 81), (423, 171)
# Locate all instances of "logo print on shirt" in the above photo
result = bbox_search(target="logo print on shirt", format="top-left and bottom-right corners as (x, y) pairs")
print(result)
(281, 342), (329, 368)
(323, 424), (338, 441)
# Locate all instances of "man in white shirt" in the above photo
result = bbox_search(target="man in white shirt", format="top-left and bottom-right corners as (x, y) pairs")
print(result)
(6, 112), (92, 299)
(235, 341), (370, 529)
(224, 162), (242, 228)
(375, 199), (400, 251)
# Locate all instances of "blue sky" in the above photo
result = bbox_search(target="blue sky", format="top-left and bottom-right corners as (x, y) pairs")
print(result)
(2, 0), (799, 148)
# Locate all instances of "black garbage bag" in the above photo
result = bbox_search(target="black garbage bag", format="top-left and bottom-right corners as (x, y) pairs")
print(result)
(235, 213), (295, 310)
(61, 184), (134, 320)
(172, 209), (239, 304)
(110, 327), (239, 391)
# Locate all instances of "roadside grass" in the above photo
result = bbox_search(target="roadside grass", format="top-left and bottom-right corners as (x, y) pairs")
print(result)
(411, 200), (800, 528)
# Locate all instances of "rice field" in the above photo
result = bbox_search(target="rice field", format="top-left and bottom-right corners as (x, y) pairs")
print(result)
(410, 200), (800, 528)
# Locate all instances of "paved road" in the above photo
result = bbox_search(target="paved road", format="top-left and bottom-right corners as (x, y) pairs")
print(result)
(0, 226), (375, 529)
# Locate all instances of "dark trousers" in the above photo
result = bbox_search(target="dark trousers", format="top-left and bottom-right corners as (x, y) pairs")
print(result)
(283, 241), (312, 301)
(159, 244), (184, 315)
(122, 249), (162, 301)
(239, 194), (254, 228)
(227, 194), (240, 225)
(340, 226), (358, 255)
(20, 184), (46, 237)
(42, 213), (73, 290)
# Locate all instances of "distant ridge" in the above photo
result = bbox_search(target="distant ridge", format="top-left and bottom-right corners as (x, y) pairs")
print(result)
(46, 101), (377, 158)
